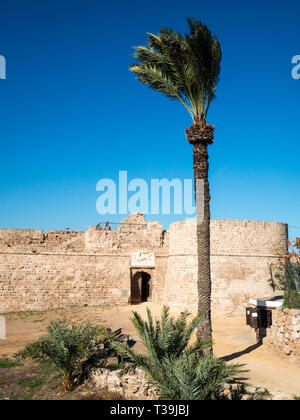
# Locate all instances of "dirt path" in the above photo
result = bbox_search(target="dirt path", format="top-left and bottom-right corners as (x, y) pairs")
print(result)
(213, 317), (300, 396)
(1, 303), (300, 397)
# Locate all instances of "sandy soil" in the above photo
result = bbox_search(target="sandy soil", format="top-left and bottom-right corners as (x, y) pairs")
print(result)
(1, 303), (300, 397)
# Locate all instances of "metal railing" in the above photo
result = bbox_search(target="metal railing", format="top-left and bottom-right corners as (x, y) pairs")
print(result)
(95, 221), (147, 233)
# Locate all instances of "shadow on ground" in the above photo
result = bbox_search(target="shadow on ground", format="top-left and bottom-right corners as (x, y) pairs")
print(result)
(221, 340), (263, 362)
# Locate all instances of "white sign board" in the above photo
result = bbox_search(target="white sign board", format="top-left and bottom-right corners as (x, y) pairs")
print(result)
(0, 316), (6, 339)
(131, 251), (155, 268)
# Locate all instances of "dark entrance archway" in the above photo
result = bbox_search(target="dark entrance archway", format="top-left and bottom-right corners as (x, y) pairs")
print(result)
(130, 272), (152, 304)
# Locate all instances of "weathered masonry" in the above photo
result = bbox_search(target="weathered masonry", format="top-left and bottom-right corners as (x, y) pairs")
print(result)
(0, 213), (288, 317)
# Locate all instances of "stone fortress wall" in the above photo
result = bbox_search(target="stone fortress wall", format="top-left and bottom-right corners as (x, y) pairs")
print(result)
(164, 219), (288, 315)
(0, 213), (288, 317)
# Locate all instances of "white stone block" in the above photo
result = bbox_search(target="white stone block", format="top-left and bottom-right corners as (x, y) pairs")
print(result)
(0, 316), (6, 339)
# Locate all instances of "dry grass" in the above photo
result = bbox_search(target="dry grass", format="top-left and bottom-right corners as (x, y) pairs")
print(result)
(0, 359), (125, 400)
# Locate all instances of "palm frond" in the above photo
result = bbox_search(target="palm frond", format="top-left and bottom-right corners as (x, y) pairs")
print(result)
(15, 319), (106, 389)
(116, 307), (239, 400)
(129, 18), (222, 120)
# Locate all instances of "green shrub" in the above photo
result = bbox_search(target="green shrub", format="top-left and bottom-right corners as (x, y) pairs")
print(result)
(0, 359), (19, 368)
(15, 319), (107, 390)
(117, 306), (240, 400)
(17, 377), (45, 389)
(269, 260), (300, 310)
(283, 290), (300, 310)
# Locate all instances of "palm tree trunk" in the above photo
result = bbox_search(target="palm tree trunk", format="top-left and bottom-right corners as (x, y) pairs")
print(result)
(185, 117), (214, 354)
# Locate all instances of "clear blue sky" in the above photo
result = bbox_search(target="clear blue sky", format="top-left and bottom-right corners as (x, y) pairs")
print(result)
(0, 0), (299, 239)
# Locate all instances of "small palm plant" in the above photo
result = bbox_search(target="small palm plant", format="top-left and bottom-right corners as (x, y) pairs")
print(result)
(117, 307), (240, 400)
(158, 353), (239, 400)
(15, 319), (107, 390)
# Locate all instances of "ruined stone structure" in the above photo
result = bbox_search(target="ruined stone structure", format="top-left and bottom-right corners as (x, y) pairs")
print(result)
(264, 308), (300, 365)
(0, 213), (288, 317)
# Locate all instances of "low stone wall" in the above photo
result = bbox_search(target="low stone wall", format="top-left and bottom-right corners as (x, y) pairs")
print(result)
(89, 368), (157, 400)
(264, 308), (300, 364)
(88, 368), (293, 400)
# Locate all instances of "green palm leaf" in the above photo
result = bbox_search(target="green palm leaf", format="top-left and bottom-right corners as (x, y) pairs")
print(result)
(117, 307), (239, 400)
(130, 18), (222, 121)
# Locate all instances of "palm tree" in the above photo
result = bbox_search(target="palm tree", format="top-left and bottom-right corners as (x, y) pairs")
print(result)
(129, 18), (222, 351)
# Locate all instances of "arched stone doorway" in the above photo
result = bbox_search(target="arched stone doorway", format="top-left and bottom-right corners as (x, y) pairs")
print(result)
(130, 272), (152, 304)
